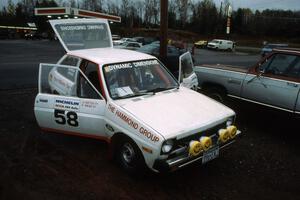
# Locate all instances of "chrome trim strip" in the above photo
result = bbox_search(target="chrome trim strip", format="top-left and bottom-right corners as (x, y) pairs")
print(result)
(227, 94), (294, 113)
(195, 66), (246, 75)
(245, 74), (300, 85)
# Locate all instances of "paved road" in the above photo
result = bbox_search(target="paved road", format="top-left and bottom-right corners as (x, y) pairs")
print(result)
(193, 48), (261, 68)
(0, 40), (260, 90)
(0, 40), (64, 90)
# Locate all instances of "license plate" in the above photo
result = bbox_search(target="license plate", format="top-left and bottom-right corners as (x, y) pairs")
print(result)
(202, 146), (219, 164)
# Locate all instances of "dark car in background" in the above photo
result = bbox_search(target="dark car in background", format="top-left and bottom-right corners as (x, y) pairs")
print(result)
(137, 43), (187, 77)
(24, 31), (48, 40)
(261, 43), (288, 57)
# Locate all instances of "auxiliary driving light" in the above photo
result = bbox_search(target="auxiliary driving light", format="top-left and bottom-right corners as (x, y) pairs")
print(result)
(218, 129), (230, 143)
(227, 125), (237, 139)
(200, 136), (212, 151)
(189, 140), (202, 156)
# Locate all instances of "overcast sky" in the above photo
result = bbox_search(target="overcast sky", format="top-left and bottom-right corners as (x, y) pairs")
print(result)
(214, 0), (300, 11)
(1, 0), (300, 11)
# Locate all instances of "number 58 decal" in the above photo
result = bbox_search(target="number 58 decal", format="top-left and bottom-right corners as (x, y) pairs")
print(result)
(54, 109), (79, 127)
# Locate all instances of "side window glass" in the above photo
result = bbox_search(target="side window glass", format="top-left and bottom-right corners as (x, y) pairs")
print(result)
(285, 57), (300, 78)
(265, 54), (297, 76)
(40, 64), (102, 99)
(82, 62), (101, 92)
(40, 65), (78, 96)
(60, 56), (79, 66)
(77, 73), (101, 99)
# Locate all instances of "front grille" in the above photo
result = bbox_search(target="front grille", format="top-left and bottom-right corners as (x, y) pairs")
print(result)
(176, 122), (226, 146)
(166, 122), (226, 159)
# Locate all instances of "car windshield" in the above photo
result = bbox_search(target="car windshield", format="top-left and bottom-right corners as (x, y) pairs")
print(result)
(103, 59), (179, 99)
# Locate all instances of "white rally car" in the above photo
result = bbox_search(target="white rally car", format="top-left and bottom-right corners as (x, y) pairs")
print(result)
(34, 19), (241, 173)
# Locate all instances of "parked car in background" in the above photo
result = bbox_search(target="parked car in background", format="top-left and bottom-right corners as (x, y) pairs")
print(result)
(114, 41), (142, 50)
(207, 39), (235, 51)
(113, 37), (135, 46)
(261, 43), (288, 57)
(112, 34), (121, 40)
(137, 43), (187, 77)
(24, 31), (48, 40)
(194, 48), (300, 115)
(194, 40), (208, 48)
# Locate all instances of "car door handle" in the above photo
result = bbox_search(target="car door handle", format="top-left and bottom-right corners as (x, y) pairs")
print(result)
(287, 82), (298, 87)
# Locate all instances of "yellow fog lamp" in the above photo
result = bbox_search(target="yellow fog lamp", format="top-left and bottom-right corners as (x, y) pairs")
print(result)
(200, 136), (212, 151)
(189, 140), (202, 156)
(218, 129), (230, 143)
(227, 125), (237, 139)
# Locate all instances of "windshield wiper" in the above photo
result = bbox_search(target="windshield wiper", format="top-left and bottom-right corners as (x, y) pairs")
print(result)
(147, 86), (178, 94)
(114, 91), (154, 100)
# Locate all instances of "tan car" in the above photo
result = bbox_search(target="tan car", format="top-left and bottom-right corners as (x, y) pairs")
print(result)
(194, 40), (208, 48)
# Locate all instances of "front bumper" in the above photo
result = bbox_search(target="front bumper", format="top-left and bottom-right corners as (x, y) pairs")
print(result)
(153, 130), (241, 172)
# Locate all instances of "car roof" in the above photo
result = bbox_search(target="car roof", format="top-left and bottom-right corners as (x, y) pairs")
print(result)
(67, 48), (156, 65)
(273, 48), (300, 54)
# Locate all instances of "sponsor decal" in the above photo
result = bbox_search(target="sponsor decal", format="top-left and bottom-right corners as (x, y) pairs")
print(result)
(81, 100), (98, 109)
(39, 99), (48, 103)
(132, 60), (158, 67)
(108, 104), (160, 142)
(59, 24), (104, 31)
(105, 60), (158, 73)
(54, 99), (80, 111)
(105, 63), (133, 72)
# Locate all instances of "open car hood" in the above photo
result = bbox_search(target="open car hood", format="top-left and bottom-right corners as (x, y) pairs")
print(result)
(49, 18), (113, 52)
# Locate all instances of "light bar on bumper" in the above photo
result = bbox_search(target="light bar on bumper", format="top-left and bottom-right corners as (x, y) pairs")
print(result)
(155, 124), (241, 172)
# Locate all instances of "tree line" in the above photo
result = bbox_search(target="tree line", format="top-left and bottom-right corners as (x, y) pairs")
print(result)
(1, 0), (300, 39)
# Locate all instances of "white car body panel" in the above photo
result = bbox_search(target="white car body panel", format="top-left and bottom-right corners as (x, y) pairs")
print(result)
(179, 52), (198, 90)
(116, 87), (234, 139)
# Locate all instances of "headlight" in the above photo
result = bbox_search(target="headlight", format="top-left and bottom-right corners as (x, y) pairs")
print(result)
(161, 139), (174, 154)
(226, 118), (233, 127)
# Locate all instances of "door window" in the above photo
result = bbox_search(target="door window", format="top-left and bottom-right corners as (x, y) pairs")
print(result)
(179, 52), (194, 82)
(39, 64), (102, 99)
(60, 56), (80, 66)
(264, 54), (298, 76)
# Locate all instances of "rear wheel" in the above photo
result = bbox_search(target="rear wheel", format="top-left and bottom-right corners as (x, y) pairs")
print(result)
(116, 137), (145, 174)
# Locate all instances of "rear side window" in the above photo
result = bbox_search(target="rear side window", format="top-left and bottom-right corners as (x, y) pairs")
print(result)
(60, 56), (80, 66)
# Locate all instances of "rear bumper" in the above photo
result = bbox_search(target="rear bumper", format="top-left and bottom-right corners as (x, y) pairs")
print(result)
(153, 131), (241, 172)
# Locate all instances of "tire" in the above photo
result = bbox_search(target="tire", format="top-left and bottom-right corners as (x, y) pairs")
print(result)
(116, 137), (145, 174)
(205, 87), (226, 103)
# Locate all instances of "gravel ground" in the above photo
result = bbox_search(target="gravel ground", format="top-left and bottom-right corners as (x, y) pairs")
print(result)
(0, 89), (299, 200)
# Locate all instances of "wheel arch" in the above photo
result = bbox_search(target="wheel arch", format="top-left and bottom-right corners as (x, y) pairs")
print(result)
(109, 132), (145, 161)
(201, 82), (228, 102)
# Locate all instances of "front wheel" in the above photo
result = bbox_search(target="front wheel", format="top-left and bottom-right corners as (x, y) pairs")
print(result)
(205, 87), (226, 103)
(116, 137), (145, 174)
